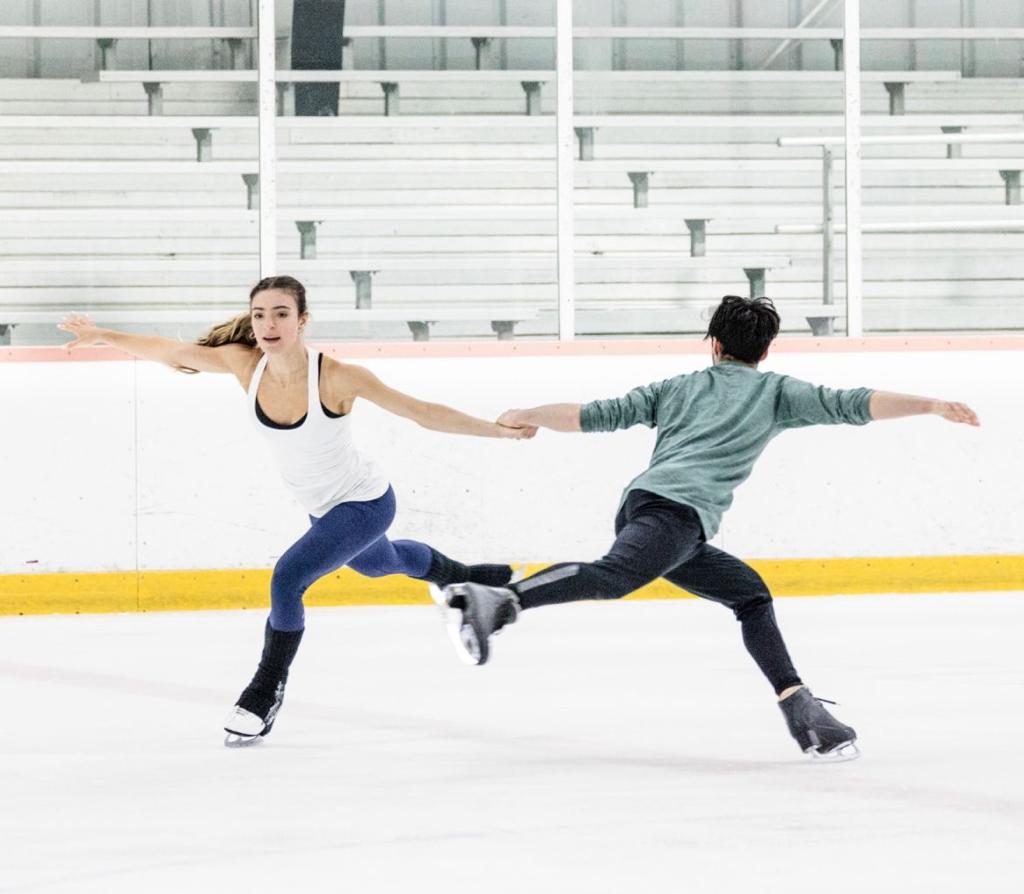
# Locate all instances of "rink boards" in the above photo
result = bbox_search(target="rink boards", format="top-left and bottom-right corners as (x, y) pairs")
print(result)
(1, 335), (1021, 615)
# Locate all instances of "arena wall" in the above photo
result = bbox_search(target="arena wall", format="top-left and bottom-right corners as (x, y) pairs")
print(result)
(1, 336), (1020, 614)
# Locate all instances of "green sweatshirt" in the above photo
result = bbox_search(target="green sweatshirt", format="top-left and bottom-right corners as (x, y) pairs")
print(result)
(580, 361), (874, 539)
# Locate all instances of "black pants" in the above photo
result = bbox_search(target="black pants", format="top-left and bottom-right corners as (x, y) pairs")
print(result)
(512, 489), (802, 694)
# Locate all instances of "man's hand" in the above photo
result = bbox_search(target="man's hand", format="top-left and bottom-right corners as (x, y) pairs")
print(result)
(934, 401), (980, 427)
(498, 409), (532, 429)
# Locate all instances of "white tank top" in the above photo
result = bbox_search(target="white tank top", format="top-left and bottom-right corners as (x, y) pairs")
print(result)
(248, 346), (390, 517)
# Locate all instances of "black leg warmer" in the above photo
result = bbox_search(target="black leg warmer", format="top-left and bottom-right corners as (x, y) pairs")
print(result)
(422, 547), (513, 588)
(236, 620), (304, 720)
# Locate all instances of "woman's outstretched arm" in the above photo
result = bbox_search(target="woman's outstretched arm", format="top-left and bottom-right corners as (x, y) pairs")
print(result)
(342, 363), (536, 440)
(59, 314), (253, 375)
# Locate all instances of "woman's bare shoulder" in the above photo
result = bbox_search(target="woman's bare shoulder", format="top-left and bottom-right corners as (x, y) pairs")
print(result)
(320, 353), (375, 412)
(221, 344), (261, 389)
(321, 354), (373, 387)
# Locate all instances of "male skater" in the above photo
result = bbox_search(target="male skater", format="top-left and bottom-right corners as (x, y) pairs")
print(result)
(439, 295), (979, 760)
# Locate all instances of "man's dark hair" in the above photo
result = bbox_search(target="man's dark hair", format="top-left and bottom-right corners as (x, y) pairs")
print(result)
(705, 295), (781, 363)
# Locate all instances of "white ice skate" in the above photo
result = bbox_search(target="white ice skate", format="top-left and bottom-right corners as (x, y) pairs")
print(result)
(223, 706), (267, 748)
(806, 737), (860, 763)
(223, 681), (285, 747)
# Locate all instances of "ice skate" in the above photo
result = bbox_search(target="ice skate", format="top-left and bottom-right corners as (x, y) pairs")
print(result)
(427, 564), (524, 606)
(437, 582), (520, 666)
(427, 565), (523, 641)
(779, 687), (859, 762)
(223, 680), (286, 748)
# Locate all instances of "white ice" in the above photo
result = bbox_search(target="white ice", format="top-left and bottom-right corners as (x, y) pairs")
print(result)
(2, 592), (1023, 894)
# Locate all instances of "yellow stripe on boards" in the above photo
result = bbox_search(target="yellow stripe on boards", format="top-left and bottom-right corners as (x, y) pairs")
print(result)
(627, 555), (1024, 599)
(1, 555), (1022, 617)
(759, 554), (1024, 596)
(0, 571), (138, 615)
(138, 567), (431, 613)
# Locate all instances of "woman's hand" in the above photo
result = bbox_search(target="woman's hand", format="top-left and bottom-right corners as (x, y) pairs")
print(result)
(58, 314), (108, 349)
(496, 409), (539, 438)
(496, 420), (538, 440)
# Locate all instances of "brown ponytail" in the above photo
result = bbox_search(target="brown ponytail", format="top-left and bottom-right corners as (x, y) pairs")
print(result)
(196, 311), (257, 349)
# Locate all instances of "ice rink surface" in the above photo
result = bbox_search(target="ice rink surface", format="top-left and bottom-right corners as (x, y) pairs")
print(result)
(2, 592), (1022, 894)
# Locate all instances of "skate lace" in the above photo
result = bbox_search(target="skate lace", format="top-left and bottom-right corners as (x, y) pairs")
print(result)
(815, 696), (838, 706)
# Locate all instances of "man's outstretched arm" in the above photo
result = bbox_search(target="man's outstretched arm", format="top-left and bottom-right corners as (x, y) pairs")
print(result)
(869, 391), (980, 426)
(499, 381), (665, 434)
(498, 404), (582, 432)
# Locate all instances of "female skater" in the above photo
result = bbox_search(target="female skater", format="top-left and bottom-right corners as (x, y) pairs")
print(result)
(59, 275), (534, 746)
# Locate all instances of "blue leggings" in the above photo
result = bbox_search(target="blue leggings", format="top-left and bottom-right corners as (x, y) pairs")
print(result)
(269, 486), (431, 631)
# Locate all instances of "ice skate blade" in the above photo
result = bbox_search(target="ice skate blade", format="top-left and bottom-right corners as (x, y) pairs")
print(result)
(446, 614), (484, 666)
(806, 740), (860, 763)
(427, 583), (446, 607)
(433, 584), (488, 665)
(224, 731), (265, 748)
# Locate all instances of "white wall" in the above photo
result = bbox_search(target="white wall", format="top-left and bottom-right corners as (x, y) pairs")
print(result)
(0, 345), (1018, 576)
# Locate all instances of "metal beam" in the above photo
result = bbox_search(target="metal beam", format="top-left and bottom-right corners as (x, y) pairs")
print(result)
(257, 0), (276, 279)
(556, 0), (575, 340)
(843, 0), (863, 337)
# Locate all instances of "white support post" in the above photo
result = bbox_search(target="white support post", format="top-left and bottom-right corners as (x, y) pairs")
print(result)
(822, 146), (835, 313)
(612, 0), (626, 72)
(731, 0), (744, 71)
(376, 0), (387, 70)
(908, 0), (917, 71)
(960, 0), (976, 78)
(674, 0), (686, 71)
(556, 0), (575, 341)
(789, 0), (803, 70)
(432, 0), (447, 71)
(257, 0), (276, 279)
(843, 0), (863, 337)
(498, 0), (509, 69)
(32, 0), (42, 78)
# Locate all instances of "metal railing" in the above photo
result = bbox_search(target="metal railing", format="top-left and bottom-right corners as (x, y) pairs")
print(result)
(776, 130), (1024, 334)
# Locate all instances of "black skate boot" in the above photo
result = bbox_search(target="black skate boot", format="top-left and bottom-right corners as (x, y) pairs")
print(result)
(421, 547), (514, 588)
(779, 687), (859, 762)
(440, 582), (520, 666)
(224, 622), (303, 747)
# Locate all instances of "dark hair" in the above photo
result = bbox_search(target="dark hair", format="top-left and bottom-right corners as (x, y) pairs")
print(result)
(249, 275), (307, 315)
(705, 295), (780, 363)
(195, 275), (308, 350)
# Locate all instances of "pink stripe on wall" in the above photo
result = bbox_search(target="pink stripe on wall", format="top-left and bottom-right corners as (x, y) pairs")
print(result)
(4, 335), (1024, 364)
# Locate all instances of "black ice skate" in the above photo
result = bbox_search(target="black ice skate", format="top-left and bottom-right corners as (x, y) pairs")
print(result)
(435, 582), (520, 666)
(223, 681), (286, 748)
(779, 687), (859, 762)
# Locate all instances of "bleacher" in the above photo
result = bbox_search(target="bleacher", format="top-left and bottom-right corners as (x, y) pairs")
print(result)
(3, 23), (1024, 342)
